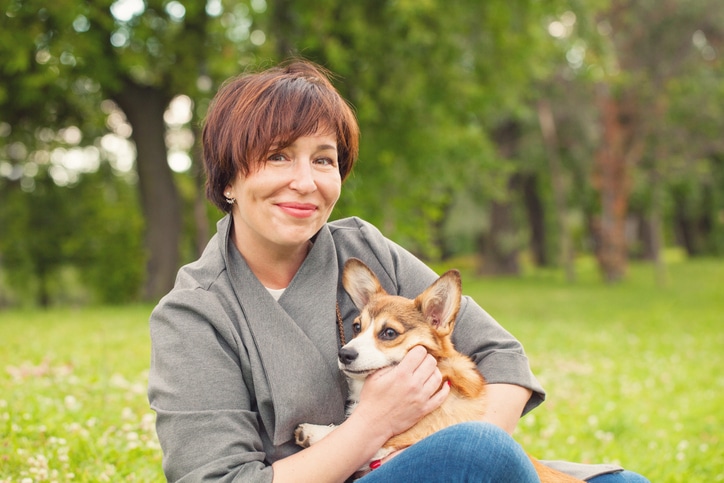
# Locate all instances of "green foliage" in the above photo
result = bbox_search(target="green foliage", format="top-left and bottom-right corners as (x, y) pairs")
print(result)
(2, 0), (724, 305)
(1, 259), (721, 481)
(0, 170), (83, 306)
(0, 164), (144, 306)
(73, 165), (146, 304)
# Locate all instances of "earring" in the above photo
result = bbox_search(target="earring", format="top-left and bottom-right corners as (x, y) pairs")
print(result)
(224, 192), (235, 205)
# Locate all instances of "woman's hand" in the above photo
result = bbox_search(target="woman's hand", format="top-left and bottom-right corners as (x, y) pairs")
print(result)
(353, 345), (450, 441)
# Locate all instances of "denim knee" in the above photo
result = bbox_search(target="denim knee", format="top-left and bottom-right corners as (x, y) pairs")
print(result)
(439, 422), (525, 465)
(358, 422), (539, 483)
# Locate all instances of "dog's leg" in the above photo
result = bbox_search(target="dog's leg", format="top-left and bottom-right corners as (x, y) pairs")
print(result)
(294, 423), (337, 448)
(370, 446), (394, 461)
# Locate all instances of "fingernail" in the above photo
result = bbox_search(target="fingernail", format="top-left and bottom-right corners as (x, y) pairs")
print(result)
(370, 459), (381, 469)
(446, 380), (451, 386)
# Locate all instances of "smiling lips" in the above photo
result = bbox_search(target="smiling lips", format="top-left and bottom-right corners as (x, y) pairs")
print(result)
(276, 202), (317, 218)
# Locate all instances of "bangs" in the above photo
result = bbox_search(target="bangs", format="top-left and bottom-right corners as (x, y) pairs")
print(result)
(241, 74), (356, 170)
(267, 79), (339, 148)
(232, 70), (358, 178)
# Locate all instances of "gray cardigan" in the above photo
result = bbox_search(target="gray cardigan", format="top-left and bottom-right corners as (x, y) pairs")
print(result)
(148, 215), (618, 482)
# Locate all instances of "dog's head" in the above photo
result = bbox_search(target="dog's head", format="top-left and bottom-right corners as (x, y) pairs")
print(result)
(338, 258), (462, 380)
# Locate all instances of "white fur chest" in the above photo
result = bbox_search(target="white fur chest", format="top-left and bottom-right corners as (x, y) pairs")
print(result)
(344, 377), (364, 417)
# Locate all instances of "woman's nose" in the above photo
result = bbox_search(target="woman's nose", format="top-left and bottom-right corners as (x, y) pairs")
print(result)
(288, 160), (317, 193)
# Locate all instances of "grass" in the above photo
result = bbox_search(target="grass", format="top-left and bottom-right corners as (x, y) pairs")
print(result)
(0, 305), (162, 482)
(1, 256), (722, 482)
(459, 256), (724, 482)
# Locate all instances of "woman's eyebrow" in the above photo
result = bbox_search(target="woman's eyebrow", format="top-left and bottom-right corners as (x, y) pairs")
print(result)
(271, 139), (337, 151)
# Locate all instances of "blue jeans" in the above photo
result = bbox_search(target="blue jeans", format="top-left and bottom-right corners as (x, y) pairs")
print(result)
(356, 422), (649, 483)
(357, 422), (538, 482)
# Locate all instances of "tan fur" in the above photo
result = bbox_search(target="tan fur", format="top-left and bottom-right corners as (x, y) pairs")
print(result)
(295, 258), (583, 482)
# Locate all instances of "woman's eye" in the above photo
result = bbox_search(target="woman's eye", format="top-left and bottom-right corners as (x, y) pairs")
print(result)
(314, 157), (336, 167)
(267, 153), (287, 162)
(379, 328), (397, 340)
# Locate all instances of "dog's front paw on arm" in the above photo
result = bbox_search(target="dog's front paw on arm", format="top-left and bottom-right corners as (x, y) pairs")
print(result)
(294, 423), (337, 448)
(294, 424), (312, 447)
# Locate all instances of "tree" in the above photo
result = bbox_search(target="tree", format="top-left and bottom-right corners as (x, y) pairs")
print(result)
(0, 161), (144, 305)
(537, 98), (576, 281)
(538, 0), (724, 282)
(257, 0), (499, 257)
(0, 170), (76, 307)
(1, 0), (262, 300)
(3, 0), (723, 307)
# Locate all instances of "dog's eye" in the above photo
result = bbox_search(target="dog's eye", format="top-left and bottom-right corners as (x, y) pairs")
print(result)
(352, 322), (361, 334)
(379, 328), (398, 340)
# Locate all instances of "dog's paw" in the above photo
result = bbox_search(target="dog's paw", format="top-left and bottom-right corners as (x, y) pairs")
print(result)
(294, 423), (336, 448)
(371, 447), (394, 461)
(294, 424), (311, 448)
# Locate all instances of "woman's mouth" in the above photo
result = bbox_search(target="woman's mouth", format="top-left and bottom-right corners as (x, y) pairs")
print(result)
(276, 202), (317, 218)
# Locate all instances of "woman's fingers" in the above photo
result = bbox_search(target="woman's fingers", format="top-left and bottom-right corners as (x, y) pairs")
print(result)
(358, 345), (449, 436)
(400, 346), (443, 397)
(395, 345), (428, 372)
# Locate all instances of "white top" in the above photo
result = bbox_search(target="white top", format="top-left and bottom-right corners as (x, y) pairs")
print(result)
(266, 287), (286, 301)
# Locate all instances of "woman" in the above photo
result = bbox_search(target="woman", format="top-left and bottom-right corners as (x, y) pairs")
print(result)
(148, 60), (648, 483)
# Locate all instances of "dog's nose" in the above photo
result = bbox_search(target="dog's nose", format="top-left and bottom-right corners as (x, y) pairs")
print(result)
(338, 347), (358, 365)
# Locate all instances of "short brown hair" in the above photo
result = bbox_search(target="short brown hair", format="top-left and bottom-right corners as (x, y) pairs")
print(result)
(202, 60), (360, 212)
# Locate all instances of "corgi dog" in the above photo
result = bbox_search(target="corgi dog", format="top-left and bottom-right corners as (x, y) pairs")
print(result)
(295, 258), (583, 482)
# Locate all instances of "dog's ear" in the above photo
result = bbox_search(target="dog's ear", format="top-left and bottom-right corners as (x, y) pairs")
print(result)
(415, 270), (462, 335)
(342, 258), (385, 310)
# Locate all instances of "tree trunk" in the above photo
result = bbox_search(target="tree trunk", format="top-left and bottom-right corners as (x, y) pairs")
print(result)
(269, 0), (299, 58)
(431, 189), (455, 261)
(519, 173), (548, 267)
(649, 163), (668, 285)
(477, 121), (522, 276)
(477, 192), (521, 276)
(591, 84), (637, 283)
(632, 209), (655, 260)
(114, 81), (181, 301)
(698, 183), (716, 255)
(537, 99), (575, 281)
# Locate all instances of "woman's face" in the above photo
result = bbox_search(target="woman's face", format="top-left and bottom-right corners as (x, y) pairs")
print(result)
(225, 130), (342, 255)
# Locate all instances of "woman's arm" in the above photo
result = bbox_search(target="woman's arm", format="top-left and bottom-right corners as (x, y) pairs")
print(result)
(479, 383), (533, 434)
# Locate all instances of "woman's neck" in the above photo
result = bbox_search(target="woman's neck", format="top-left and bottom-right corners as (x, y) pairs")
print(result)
(232, 231), (312, 289)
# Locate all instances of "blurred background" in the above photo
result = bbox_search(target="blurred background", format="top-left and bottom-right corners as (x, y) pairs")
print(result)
(1, 0), (723, 308)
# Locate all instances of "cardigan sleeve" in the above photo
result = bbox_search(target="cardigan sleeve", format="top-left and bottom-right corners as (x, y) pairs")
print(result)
(148, 286), (273, 483)
(329, 217), (546, 415)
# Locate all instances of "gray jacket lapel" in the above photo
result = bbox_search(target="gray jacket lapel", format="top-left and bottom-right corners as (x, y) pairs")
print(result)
(223, 221), (346, 446)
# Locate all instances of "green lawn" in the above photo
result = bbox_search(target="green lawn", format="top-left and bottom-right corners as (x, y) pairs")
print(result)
(1, 257), (722, 482)
(0, 305), (162, 482)
(461, 256), (724, 482)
